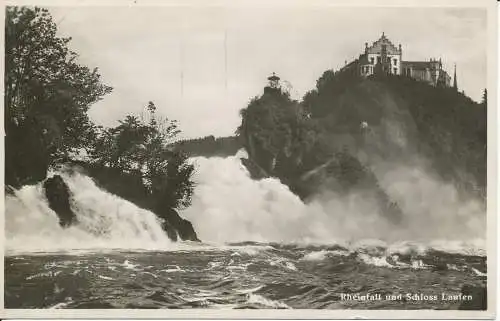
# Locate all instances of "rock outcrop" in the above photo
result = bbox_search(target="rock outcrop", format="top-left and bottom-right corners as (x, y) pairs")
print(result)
(69, 162), (200, 242)
(5, 185), (16, 196)
(295, 149), (403, 222)
(43, 175), (78, 227)
(235, 72), (485, 227)
(240, 158), (270, 180)
(159, 208), (199, 242)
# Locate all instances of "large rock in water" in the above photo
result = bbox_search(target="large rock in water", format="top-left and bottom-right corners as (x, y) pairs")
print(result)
(240, 158), (270, 180)
(43, 175), (78, 227)
(295, 150), (404, 223)
(159, 208), (199, 242)
(67, 162), (200, 242)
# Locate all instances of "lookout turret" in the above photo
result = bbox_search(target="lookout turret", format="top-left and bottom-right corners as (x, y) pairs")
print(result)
(264, 72), (281, 94)
(267, 72), (280, 88)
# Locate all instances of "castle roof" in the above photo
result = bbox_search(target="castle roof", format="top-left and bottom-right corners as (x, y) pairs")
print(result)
(367, 33), (401, 55)
(267, 72), (280, 81)
(402, 60), (441, 70)
(341, 54), (369, 70)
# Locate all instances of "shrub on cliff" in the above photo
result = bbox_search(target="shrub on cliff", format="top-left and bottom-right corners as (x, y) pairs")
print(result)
(90, 102), (195, 211)
(237, 65), (485, 216)
(302, 68), (361, 119)
(301, 69), (486, 198)
(372, 74), (486, 196)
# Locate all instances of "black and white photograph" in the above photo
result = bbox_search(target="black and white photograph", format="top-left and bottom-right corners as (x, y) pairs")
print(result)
(2, 0), (496, 318)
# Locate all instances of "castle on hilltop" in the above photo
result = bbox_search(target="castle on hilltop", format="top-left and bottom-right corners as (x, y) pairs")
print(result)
(342, 33), (456, 88)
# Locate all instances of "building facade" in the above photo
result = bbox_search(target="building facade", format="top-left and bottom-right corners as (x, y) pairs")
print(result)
(359, 32), (402, 77)
(402, 59), (451, 87)
(343, 33), (452, 88)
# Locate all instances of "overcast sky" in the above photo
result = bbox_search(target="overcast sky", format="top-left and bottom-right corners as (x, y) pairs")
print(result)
(48, 5), (487, 139)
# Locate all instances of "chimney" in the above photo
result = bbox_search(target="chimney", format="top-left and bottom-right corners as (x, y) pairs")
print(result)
(365, 42), (368, 53)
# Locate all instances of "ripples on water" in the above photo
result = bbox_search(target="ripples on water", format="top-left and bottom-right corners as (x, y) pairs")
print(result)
(5, 242), (486, 309)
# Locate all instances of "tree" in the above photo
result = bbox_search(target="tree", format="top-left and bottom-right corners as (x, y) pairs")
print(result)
(153, 152), (195, 210)
(237, 87), (317, 179)
(5, 6), (112, 185)
(91, 102), (195, 211)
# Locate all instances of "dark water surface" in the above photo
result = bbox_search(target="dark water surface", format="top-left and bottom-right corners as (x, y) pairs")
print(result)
(5, 242), (486, 309)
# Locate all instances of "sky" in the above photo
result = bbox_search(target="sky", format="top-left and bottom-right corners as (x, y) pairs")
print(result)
(48, 5), (488, 139)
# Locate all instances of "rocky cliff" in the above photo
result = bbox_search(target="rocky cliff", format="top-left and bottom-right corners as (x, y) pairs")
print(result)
(236, 71), (486, 223)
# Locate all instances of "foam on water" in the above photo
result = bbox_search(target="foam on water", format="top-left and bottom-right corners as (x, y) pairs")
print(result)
(5, 149), (486, 257)
(357, 253), (394, 268)
(6, 171), (173, 254)
(472, 267), (487, 277)
(247, 294), (290, 309)
(300, 250), (330, 261)
(180, 150), (486, 256)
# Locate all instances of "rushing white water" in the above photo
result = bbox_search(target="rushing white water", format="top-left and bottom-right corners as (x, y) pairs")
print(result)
(5, 149), (486, 256)
(5, 171), (173, 254)
(181, 149), (486, 254)
(180, 150), (325, 243)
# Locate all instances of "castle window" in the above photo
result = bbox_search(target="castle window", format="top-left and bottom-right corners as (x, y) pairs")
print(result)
(370, 57), (374, 64)
(377, 56), (381, 64)
(393, 58), (397, 65)
(393, 67), (398, 74)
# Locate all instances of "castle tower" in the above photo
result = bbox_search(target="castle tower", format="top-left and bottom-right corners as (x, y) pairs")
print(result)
(453, 64), (457, 90)
(362, 32), (402, 77)
(267, 72), (280, 89)
(264, 72), (281, 94)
